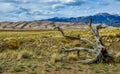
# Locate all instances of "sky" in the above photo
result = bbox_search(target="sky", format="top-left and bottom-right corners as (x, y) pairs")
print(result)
(0, 0), (120, 22)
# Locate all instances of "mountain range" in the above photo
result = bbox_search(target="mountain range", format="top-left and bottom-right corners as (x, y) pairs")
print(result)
(41, 13), (120, 27)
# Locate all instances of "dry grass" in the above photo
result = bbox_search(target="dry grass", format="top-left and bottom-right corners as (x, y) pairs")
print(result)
(0, 27), (119, 74)
(67, 53), (78, 61)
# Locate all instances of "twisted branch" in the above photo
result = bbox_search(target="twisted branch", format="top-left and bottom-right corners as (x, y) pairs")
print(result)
(53, 17), (114, 63)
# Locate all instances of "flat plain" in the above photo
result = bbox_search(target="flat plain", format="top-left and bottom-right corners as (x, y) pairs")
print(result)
(0, 27), (120, 74)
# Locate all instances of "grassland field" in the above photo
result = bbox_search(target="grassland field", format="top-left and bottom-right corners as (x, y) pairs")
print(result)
(0, 27), (120, 74)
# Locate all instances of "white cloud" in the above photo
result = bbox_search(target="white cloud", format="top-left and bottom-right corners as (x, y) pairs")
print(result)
(0, 3), (18, 13)
(52, 4), (65, 9)
(60, 0), (75, 3)
(0, 0), (120, 21)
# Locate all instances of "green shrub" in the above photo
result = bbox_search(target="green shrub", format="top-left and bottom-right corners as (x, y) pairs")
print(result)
(17, 50), (33, 59)
(13, 65), (25, 72)
(21, 52), (32, 59)
(0, 65), (3, 73)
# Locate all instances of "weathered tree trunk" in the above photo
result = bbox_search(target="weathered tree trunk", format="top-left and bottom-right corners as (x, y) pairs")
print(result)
(54, 17), (114, 64)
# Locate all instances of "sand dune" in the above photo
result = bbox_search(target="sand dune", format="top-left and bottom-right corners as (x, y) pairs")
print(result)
(0, 21), (108, 30)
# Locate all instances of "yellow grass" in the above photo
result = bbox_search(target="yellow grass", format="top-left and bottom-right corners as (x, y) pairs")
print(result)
(0, 27), (119, 74)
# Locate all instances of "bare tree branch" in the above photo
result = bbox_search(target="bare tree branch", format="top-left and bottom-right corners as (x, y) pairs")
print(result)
(54, 27), (65, 36)
(80, 38), (95, 46)
(88, 17), (96, 35)
(54, 25), (96, 46)
(61, 46), (96, 54)
(54, 17), (114, 64)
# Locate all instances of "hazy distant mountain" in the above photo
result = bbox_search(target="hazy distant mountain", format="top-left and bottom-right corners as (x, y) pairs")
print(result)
(41, 13), (120, 27)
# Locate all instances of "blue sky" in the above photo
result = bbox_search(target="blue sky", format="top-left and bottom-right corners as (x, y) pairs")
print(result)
(0, 0), (120, 21)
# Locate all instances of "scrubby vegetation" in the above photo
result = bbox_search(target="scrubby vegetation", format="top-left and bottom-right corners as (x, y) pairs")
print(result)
(0, 27), (120, 74)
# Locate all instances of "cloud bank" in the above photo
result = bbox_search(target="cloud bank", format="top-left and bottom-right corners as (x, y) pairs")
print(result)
(0, 0), (120, 21)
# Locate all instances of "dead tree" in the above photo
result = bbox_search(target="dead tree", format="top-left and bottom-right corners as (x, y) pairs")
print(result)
(54, 17), (114, 64)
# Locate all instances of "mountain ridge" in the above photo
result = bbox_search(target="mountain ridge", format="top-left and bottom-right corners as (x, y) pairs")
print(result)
(40, 13), (120, 27)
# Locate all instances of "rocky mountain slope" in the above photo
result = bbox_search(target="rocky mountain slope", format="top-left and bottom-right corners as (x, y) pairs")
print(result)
(42, 13), (120, 27)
